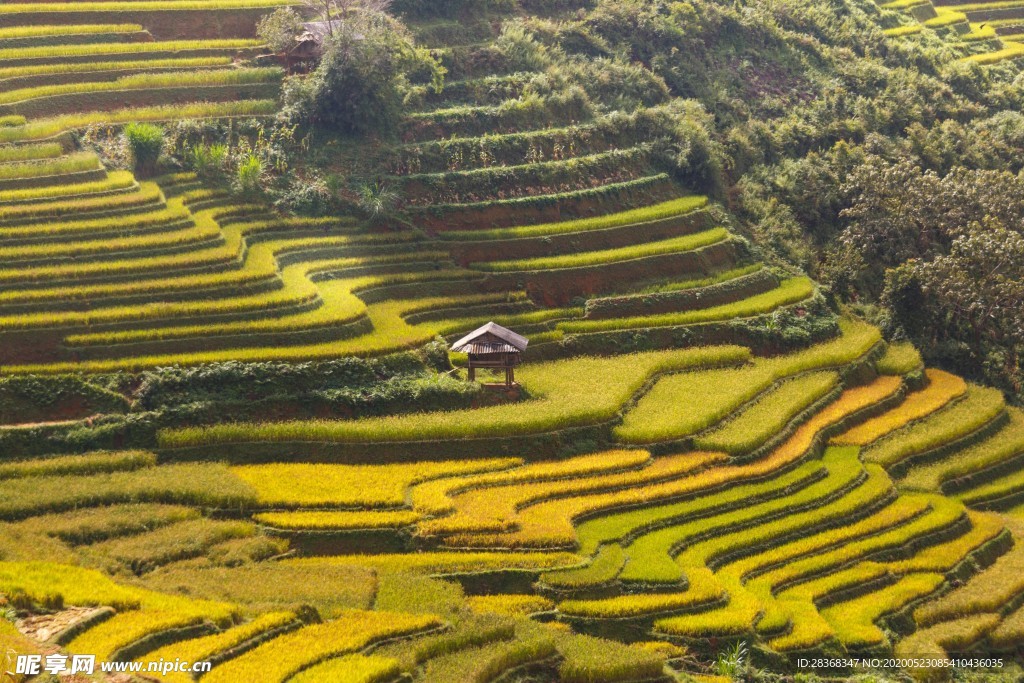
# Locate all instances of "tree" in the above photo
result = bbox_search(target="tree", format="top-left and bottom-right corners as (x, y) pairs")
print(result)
(257, 7), (304, 52)
(302, 0), (392, 36)
(283, 9), (442, 135)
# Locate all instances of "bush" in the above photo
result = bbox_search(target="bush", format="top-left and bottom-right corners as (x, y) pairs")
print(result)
(284, 11), (443, 135)
(257, 7), (303, 53)
(123, 122), (164, 177)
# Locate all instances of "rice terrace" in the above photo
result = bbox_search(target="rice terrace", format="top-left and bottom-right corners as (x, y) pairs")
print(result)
(0, 0), (1023, 680)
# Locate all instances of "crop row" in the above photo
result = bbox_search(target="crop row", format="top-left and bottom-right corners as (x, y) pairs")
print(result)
(422, 452), (722, 540)
(254, 509), (422, 530)
(0, 67), (281, 107)
(0, 174), (148, 219)
(0, 56), (234, 83)
(864, 384), (1006, 469)
(0, 169), (136, 205)
(559, 277), (814, 333)
(0, 141), (62, 163)
(834, 369), (966, 447)
(476, 375), (904, 550)
(901, 408), (1024, 492)
(0, 99), (277, 143)
(233, 458), (518, 508)
(616, 318), (882, 444)
(201, 610), (441, 683)
(693, 371), (840, 456)
(158, 345), (750, 447)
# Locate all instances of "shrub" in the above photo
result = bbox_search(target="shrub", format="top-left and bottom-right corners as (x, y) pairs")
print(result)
(124, 122), (164, 177)
(256, 7), (303, 53)
(284, 11), (443, 135)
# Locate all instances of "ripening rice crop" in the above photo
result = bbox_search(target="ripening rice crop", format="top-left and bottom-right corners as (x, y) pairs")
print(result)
(472, 228), (728, 272)
(232, 459), (518, 508)
(418, 635), (557, 683)
(159, 346), (750, 447)
(288, 655), (402, 683)
(0, 463), (256, 519)
(864, 384), (1006, 468)
(913, 532), (1024, 626)
(558, 277), (815, 334)
(253, 510), (422, 530)
(616, 318), (881, 444)
(875, 341), (923, 375)
(556, 632), (667, 683)
(901, 408), (1024, 491)
(820, 573), (945, 648)
(0, 451), (154, 480)
(283, 551), (580, 575)
(0, 39), (260, 63)
(410, 450), (652, 516)
(81, 518), (255, 571)
(66, 609), (214, 661)
(0, 150), (99, 180)
(693, 371), (839, 455)
(440, 195), (708, 241)
(0, 100), (278, 143)
(201, 610), (441, 683)
(466, 594), (554, 617)
(425, 452), (721, 540)
(0, 24), (143, 40)
(0, 67), (281, 106)
(487, 377), (901, 550)
(0, 0), (295, 12)
(834, 369), (966, 446)
(0, 141), (62, 163)
(14, 504), (198, 545)
(557, 582), (724, 618)
(0, 56), (233, 80)
(143, 611), (298, 683)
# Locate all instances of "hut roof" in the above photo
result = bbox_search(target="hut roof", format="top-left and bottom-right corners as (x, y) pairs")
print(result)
(451, 322), (528, 354)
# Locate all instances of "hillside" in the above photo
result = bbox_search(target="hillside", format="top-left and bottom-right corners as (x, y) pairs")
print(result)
(0, 0), (1022, 682)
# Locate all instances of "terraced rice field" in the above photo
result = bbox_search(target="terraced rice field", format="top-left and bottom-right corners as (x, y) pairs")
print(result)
(0, 3), (1021, 682)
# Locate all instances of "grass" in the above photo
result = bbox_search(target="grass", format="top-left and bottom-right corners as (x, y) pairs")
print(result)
(143, 611), (298, 683)
(615, 317), (881, 444)
(232, 459), (517, 508)
(0, 463), (256, 520)
(201, 610), (441, 683)
(254, 510), (422, 530)
(471, 228), (729, 272)
(440, 195), (709, 241)
(693, 371), (839, 455)
(834, 369), (966, 446)
(901, 408), (1024, 491)
(559, 277), (815, 334)
(864, 384), (1006, 468)
(0, 99), (278, 142)
(0, 450), (155, 480)
(159, 346), (750, 447)
(0, 67), (282, 106)
(288, 655), (402, 683)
